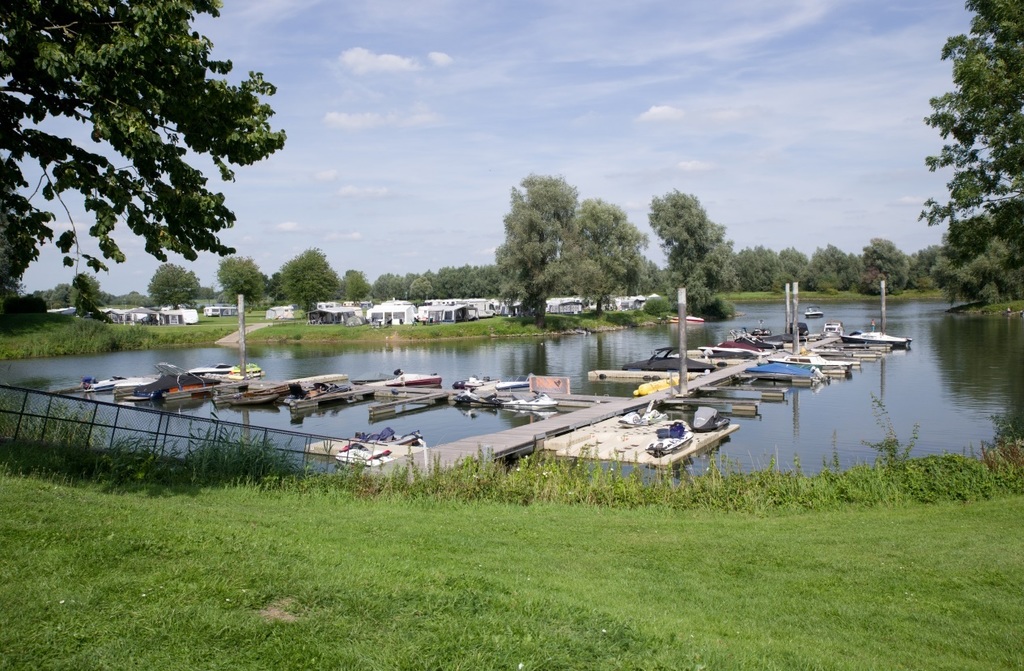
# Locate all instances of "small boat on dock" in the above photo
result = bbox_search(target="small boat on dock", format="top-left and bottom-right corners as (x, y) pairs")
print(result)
(81, 375), (157, 393)
(451, 389), (504, 408)
(743, 362), (828, 383)
(621, 347), (716, 373)
(840, 330), (912, 349)
(494, 375), (532, 391)
(646, 422), (694, 457)
(692, 406), (730, 433)
(383, 370), (443, 388)
(502, 391), (558, 411)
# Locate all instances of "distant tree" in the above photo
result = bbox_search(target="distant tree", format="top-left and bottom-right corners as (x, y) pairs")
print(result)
(109, 291), (150, 307)
(647, 191), (735, 317)
(922, 0), (1024, 271)
(566, 199), (648, 316)
(278, 249), (340, 312)
(372, 273), (408, 301)
(409, 277), (433, 302)
(634, 258), (668, 296)
(0, 232), (21, 298)
(495, 175), (579, 326)
(859, 238), (910, 294)
(0, 0), (285, 282)
(148, 263), (200, 307)
(734, 246), (783, 292)
(342, 270), (371, 302)
(933, 237), (1024, 304)
(805, 245), (862, 292)
(778, 247), (810, 286)
(265, 272), (285, 304)
(217, 257), (265, 305)
(70, 274), (104, 315)
(908, 245), (943, 291)
(33, 284), (72, 309)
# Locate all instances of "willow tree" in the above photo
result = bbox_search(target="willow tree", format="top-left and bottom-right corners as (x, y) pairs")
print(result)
(923, 0), (1024, 275)
(648, 191), (734, 317)
(567, 199), (648, 316)
(0, 0), (286, 290)
(496, 175), (578, 327)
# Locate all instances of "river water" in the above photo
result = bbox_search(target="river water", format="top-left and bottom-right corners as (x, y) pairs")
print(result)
(1, 300), (1020, 473)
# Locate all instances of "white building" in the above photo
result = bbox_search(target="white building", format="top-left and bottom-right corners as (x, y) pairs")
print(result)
(366, 300), (417, 326)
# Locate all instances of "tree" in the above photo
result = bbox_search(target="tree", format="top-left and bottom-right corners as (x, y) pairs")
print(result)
(922, 0), (1024, 270)
(933, 237), (1024, 303)
(778, 247), (809, 286)
(148, 263), (200, 307)
(342, 270), (371, 302)
(908, 245), (942, 291)
(859, 238), (910, 294)
(496, 175), (579, 327)
(217, 257), (265, 305)
(647, 191), (735, 317)
(278, 249), (340, 312)
(0, 1), (286, 284)
(734, 246), (783, 292)
(0, 232), (21, 298)
(566, 199), (648, 316)
(408, 277), (433, 302)
(372, 273), (407, 301)
(805, 245), (862, 292)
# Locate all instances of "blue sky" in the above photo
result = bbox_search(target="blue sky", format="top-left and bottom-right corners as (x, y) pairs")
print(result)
(21, 0), (972, 293)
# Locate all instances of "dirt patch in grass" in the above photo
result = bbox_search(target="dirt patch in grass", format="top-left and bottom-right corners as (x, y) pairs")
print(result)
(257, 597), (300, 623)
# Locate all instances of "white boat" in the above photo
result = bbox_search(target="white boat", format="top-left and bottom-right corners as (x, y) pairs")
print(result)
(840, 331), (912, 349)
(383, 370), (443, 387)
(501, 391), (557, 411)
(804, 306), (824, 318)
(822, 321), (844, 336)
(494, 375), (532, 391)
(188, 362), (264, 379)
(767, 352), (855, 374)
(81, 375), (158, 393)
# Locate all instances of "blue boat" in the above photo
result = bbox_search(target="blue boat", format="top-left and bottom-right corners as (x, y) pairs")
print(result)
(744, 362), (825, 383)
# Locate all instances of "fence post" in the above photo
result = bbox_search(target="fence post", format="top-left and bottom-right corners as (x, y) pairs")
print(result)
(14, 388), (30, 440)
(40, 394), (55, 442)
(86, 403), (99, 447)
(109, 405), (120, 449)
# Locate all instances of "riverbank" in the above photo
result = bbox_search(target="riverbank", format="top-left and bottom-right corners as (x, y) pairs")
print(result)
(1, 459), (1021, 669)
(0, 311), (656, 360)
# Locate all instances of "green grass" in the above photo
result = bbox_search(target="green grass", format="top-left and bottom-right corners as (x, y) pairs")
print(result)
(0, 469), (1020, 670)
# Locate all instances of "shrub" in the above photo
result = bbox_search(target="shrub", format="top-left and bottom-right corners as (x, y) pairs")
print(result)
(643, 297), (670, 316)
(3, 296), (47, 314)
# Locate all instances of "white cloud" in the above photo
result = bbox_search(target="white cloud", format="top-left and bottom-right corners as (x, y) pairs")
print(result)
(677, 160), (714, 172)
(893, 196), (924, 206)
(314, 169), (339, 181)
(429, 51), (454, 67)
(275, 221), (300, 232)
(637, 105), (686, 122)
(325, 231), (364, 241)
(338, 185), (389, 198)
(339, 47), (420, 74)
(323, 107), (441, 130)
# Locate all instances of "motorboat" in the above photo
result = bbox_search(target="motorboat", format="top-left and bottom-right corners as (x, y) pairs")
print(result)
(127, 373), (221, 401)
(804, 306), (824, 318)
(692, 406), (730, 433)
(353, 426), (426, 448)
(212, 390), (282, 407)
(501, 391), (558, 411)
(187, 362), (264, 379)
(494, 375), (532, 391)
(767, 352), (855, 374)
(822, 321), (844, 336)
(621, 347), (716, 373)
(743, 362), (828, 383)
(451, 376), (493, 390)
(840, 331), (912, 349)
(335, 444), (395, 467)
(618, 400), (667, 426)
(384, 369), (443, 387)
(698, 340), (766, 359)
(81, 375), (157, 393)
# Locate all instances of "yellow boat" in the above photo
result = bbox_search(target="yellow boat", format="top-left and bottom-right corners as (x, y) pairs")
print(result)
(633, 375), (679, 397)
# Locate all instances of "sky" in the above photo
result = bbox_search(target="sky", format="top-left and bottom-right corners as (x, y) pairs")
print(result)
(20, 0), (974, 294)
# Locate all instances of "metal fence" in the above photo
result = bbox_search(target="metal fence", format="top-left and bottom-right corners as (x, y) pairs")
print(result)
(0, 384), (347, 466)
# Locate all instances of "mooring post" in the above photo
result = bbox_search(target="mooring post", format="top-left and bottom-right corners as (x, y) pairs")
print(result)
(237, 294), (248, 379)
(880, 279), (887, 334)
(677, 287), (687, 397)
(791, 281), (800, 355)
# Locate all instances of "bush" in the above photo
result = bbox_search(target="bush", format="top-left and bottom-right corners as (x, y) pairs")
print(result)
(643, 297), (670, 316)
(3, 295), (47, 314)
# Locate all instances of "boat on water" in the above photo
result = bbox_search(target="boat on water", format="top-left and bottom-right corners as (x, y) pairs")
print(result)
(188, 362), (264, 379)
(698, 340), (766, 359)
(352, 426), (426, 448)
(766, 352), (855, 374)
(840, 330), (912, 349)
(667, 315), (705, 324)
(81, 375), (157, 393)
(822, 321), (844, 336)
(335, 445), (395, 467)
(284, 381), (353, 405)
(383, 369), (443, 387)
(494, 375), (532, 391)
(127, 373), (222, 401)
(743, 362), (828, 383)
(621, 347), (716, 373)
(804, 306), (824, 318)
(212, 391), (282, 407)
(501, 391), (558, 411)
(451, 376), (494, 390)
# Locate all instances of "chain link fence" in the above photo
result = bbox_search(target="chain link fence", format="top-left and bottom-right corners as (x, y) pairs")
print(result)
(0, 384), (347, 468)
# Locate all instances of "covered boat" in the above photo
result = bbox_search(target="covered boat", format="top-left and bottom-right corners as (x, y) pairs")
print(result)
(621, 347), (716, 373)
(129, 373), (220, 401)
(743, 362), (827, 383)
(692, 406), (730, 433)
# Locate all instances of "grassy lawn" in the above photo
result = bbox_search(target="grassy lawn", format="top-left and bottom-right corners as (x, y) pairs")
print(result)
(0, 470), (1020, 670)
